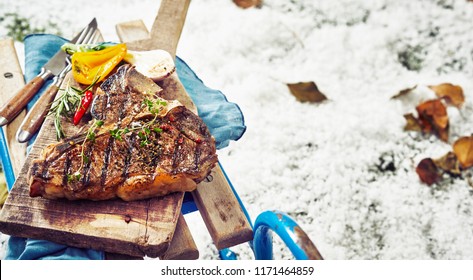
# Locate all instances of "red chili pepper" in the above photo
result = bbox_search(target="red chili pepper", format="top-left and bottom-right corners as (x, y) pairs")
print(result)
(73, 90), (93, 125)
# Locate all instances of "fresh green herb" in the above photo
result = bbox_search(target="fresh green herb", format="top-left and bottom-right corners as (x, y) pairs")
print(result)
(110, 117), (162, 147)
(67, 173), (81, 183)
(110, 128), (124, 140)
(152, 100), (167, 114)
(142, 98), (168, 114)
(81, 153), (90, 164)
(54, 116), (65, 139)
(67, 119), (104, 179)
(61, 42), (112, 55)
(143, 98), (154, 111)
(49, 82), (82, 140)
(49, 77), (100, 140)
(109, 126), (133, 141)
(108, 98), (168, 147)
(156, 100), (167, 106)
(86, 132), (96, 142)
(137, 131), (144, 139)
(85, 120), (102, 143)
(140, 139), (150, 147)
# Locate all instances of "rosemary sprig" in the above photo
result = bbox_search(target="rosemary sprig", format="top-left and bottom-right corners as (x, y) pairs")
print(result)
(48, 76), (100, 140)
(49, 81), (82, 140)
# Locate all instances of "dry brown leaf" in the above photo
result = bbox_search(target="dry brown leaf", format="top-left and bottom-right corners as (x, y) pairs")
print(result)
(233, 0), (262, 9)
(287, 82), (328, 103)
(416, 158), (442, 185)
(403, 113), (422, 132)
(428, 83), (465, 107)
(391, 85), (417, 99)
(433, 151), (461, 175)
(453, 135), (473, 169)
(416, 99), (449, 142)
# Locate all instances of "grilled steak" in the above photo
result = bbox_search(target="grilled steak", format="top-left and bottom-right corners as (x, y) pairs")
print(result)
(28, 65), (217, 201)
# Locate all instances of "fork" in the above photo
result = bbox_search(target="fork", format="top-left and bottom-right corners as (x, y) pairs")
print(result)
(16, 26), (100, 143)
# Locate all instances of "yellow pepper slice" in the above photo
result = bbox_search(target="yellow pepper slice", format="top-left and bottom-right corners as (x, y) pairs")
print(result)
(71, 43), (127, 84)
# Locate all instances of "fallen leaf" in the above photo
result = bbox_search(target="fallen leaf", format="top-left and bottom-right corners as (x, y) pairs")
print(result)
(428, 83), (464, 107)
(403, 113), (422, 132)
(433, 151), (461, 175)
(416, 99), (449, 141)
(233, 0), (262, 9)
(391, 85), (417, 99)
(287, 81), (328, 103)
(416, 158), (442, 185)
(453, 135), (473, 169)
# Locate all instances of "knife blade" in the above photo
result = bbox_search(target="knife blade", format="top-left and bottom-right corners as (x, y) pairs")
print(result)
(0, 18), (98, 127)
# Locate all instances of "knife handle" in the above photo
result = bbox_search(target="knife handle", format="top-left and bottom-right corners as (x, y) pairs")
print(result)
(16, 77), (61, 143)
(0, 68), (53, 127)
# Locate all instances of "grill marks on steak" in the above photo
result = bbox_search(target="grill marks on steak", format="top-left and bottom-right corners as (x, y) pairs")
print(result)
(29, 65), (217, 201)
(91, 64), (173, 126)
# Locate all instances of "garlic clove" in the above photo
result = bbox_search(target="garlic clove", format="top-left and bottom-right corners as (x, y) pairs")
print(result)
(124, 49), (175, 81)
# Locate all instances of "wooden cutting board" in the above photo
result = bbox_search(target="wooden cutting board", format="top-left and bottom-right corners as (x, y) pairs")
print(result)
(0, 73), (185, 258)
(0, 1), (193, 259)
(0, 0), (254, 259)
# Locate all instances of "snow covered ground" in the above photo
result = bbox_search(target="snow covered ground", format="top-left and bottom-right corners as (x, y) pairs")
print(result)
(1, 0), (473, 260)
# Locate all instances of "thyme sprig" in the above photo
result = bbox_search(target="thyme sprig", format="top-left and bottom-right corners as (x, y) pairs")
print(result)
(68, 119), (104, 181)
(110, 98), (167, 147)
(65, 97), (166, 182)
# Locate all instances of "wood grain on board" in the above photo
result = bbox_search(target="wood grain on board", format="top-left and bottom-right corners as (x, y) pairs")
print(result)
(0, 1), (190, 258)
(0, 38), (27, 176)
(118, 13), (254, 252)
(0, 68), (184, 257)
(0, 0), (253, 259)
(116, 15), (199, 260)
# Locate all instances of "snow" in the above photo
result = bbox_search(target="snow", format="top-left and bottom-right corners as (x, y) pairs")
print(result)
(1, 0), (473, 260)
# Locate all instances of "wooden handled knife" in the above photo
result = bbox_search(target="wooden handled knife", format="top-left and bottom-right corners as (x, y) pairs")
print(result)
(0, 18), (97, 128)
(16, 66), (70, 143)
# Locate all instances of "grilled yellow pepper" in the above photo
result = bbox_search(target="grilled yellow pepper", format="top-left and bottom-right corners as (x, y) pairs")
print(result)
(71, 43), (127, 84)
